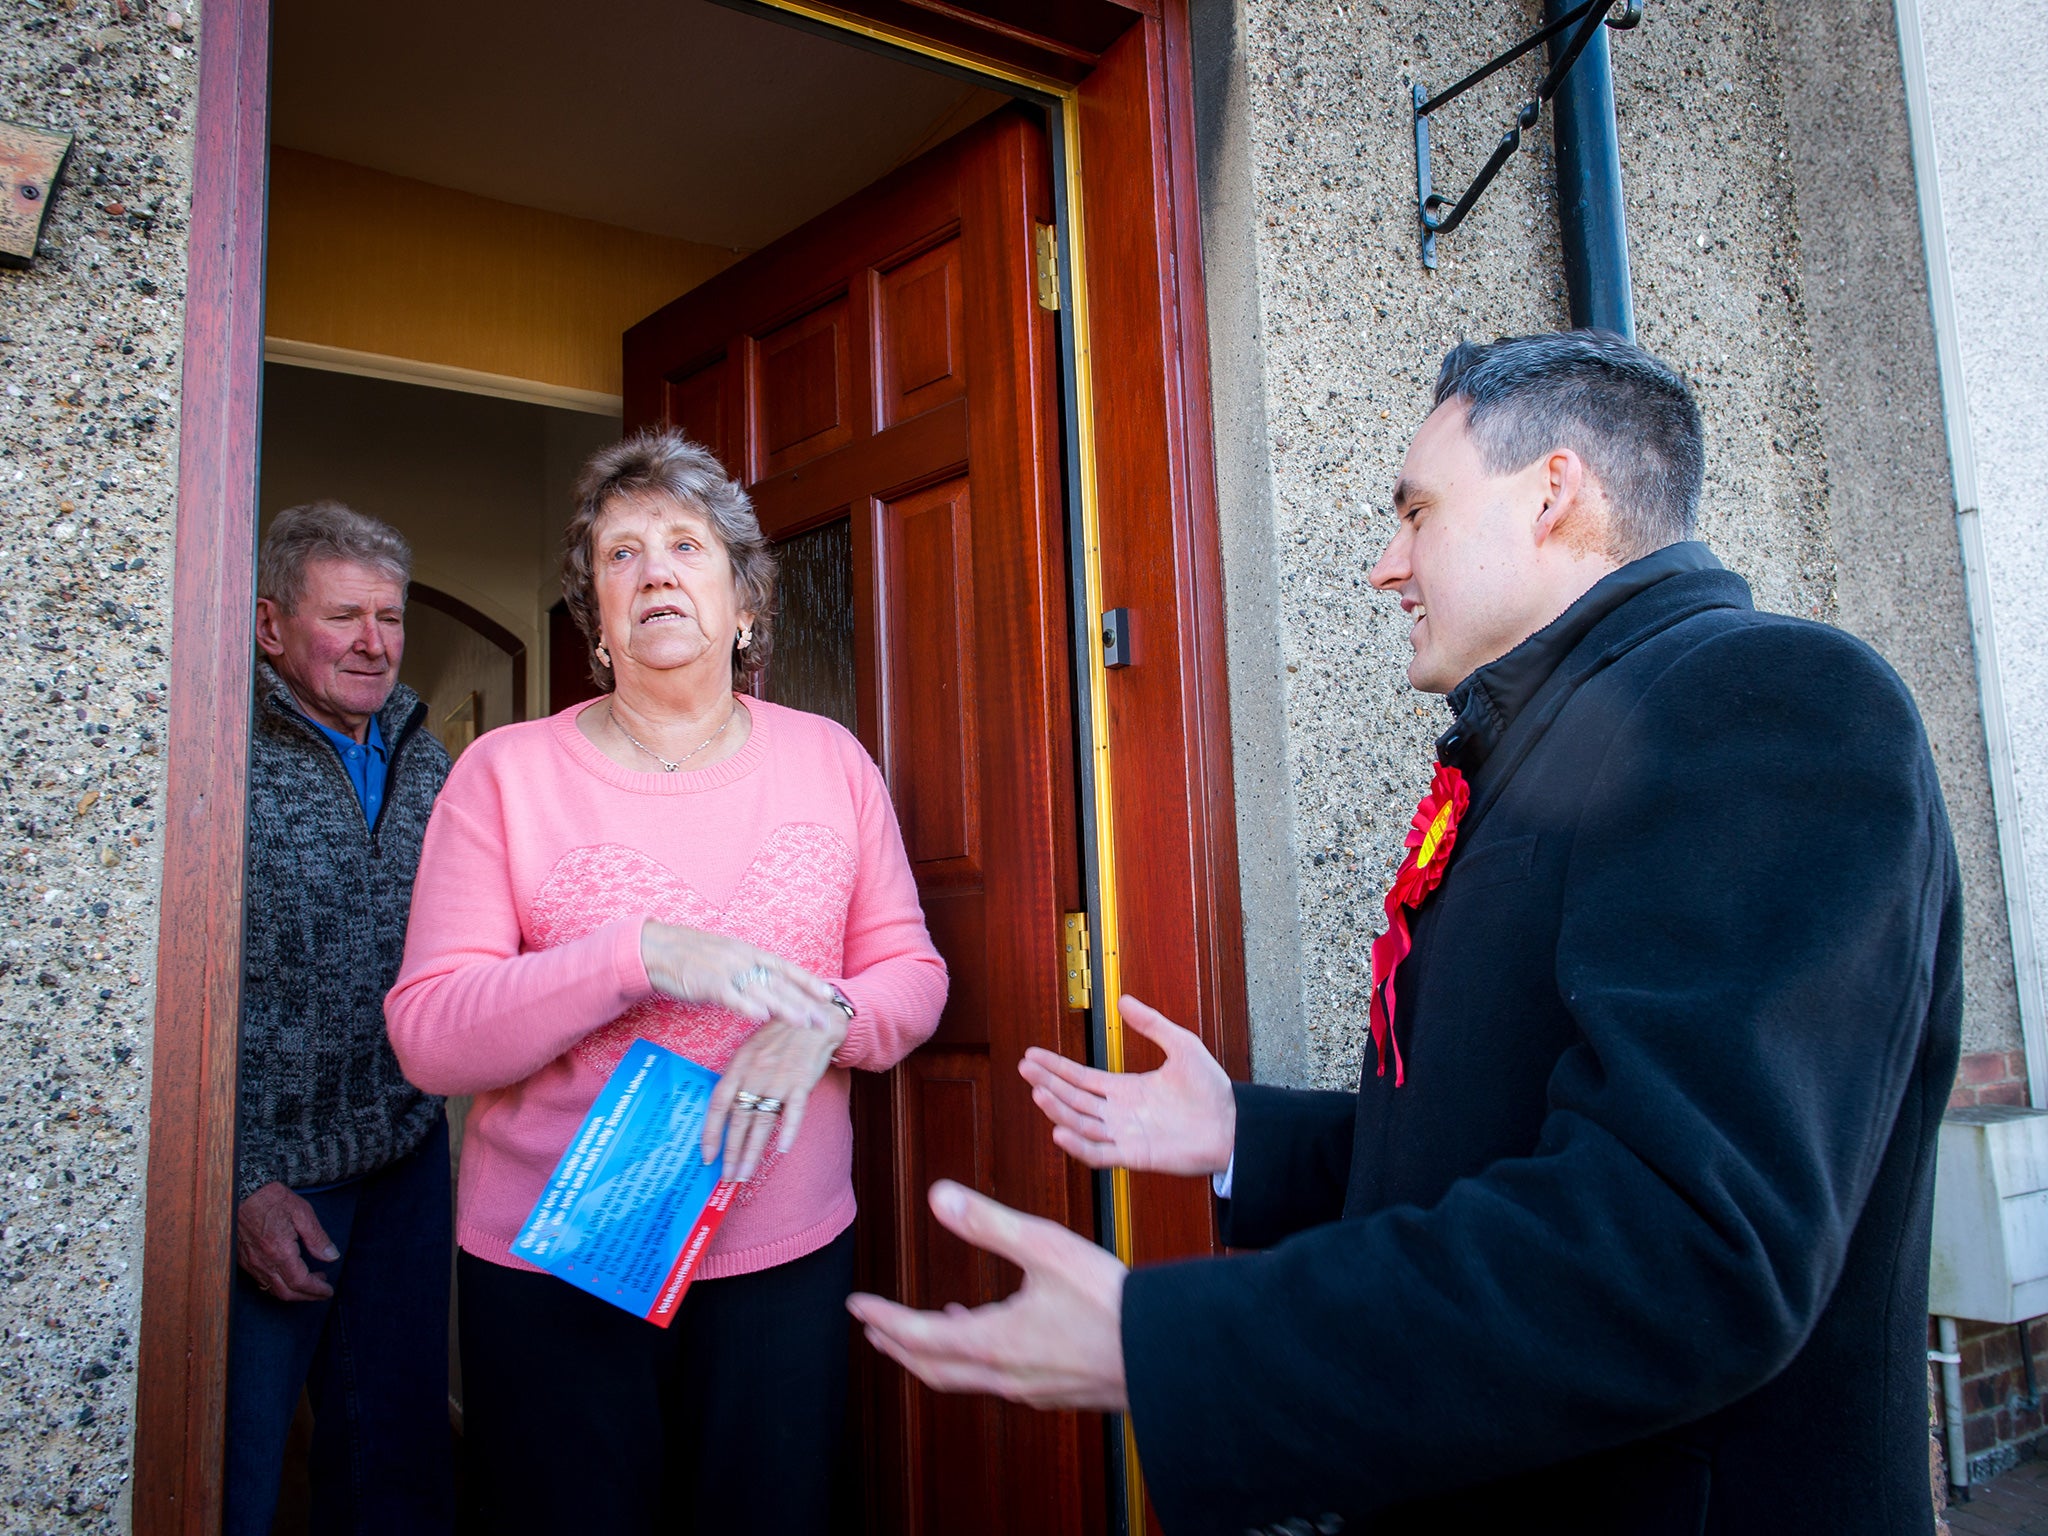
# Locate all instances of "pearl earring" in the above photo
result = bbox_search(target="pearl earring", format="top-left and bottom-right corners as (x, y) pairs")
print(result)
(737, 628), (752, 652)
(595, 641), (612, 668)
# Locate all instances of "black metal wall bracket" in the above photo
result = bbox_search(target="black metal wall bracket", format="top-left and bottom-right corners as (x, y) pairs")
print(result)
(1413, 0), (1643, 268)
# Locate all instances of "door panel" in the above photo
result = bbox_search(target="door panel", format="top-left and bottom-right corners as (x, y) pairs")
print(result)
(886, 477), (979, 874)
(662, 355), (730, 472)
(757, 296), (857, 476)
(903, 1049), (1003, 1532)
(624, 105), (1098, 1536)
(877, 239), (967, 425)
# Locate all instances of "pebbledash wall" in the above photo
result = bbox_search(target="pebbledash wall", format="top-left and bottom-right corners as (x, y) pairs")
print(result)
(0, 0), (2039, 1521)
(1189, 0), (2038, 1489)
(0, 1), (198, 1527)
(1191, 0), (2019, 1087)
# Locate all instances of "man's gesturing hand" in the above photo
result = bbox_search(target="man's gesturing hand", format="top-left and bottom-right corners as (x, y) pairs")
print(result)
(236, 1182), (339, 1302)
(847, 1180), (1129, 1413)
(1020, 994), (1235, 1177)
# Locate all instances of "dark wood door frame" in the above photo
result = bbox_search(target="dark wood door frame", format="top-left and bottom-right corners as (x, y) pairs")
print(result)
(136, 3), (1246, 1532)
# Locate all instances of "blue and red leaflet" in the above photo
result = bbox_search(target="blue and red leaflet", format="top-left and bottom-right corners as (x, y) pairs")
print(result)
(512, 1040), (736, 1326)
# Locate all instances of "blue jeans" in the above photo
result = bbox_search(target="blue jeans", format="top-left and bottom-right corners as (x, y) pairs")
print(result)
(223, 1113), (455, 1536)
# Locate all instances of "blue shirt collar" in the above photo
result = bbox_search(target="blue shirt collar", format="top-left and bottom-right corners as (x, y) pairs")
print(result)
(305, 710), (386, 759)
(300, 708), (389, 827)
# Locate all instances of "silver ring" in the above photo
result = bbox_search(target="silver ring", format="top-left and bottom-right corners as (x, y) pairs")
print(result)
(733, 1091), (763, 1111)
(731, 965), (773, 994)
(755, 1097), (784, 1116)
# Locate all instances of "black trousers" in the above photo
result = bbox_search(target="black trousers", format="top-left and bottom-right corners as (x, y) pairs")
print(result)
(458, 1225), (856, 1535)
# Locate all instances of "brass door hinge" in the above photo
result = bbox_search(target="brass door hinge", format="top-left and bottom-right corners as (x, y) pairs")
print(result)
(1062, 911), (1091, 1009)
(1034, 223), (1061, 311)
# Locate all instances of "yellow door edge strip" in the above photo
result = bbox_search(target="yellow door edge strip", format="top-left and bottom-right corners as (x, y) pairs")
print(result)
(747, 0), (1073, 95)
(1044, 89), (1144, 1534)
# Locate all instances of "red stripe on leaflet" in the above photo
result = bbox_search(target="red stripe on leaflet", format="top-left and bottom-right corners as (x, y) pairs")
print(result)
(646, 1180), (739, 1328)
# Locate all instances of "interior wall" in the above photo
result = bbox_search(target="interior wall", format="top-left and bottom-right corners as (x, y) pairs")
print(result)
(258, 364), (619, 721)
(403, 604), (514, 759)
(265, 148), (742, 398)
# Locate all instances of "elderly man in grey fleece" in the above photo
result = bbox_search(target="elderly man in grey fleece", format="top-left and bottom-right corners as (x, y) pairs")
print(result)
(226, 500), (453, 1536)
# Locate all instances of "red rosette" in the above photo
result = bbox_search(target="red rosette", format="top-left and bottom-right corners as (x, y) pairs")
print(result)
(1368, 762), (1470, 1085)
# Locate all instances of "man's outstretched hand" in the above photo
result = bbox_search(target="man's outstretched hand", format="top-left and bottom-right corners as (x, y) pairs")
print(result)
(847, 1180), (1130, 1412)
(1020, 994), (1235, 1177)
(855, 1000), (1230, 1413)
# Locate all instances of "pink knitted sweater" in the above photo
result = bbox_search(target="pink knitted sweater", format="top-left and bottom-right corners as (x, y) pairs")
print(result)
(385, 698), (947, 1279)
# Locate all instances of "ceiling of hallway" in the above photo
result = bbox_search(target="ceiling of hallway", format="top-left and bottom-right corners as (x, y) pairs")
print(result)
(271, 0), (1011, 250)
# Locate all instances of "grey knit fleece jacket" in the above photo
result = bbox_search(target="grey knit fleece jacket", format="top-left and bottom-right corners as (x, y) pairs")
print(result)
(235, 662), (451, 1200)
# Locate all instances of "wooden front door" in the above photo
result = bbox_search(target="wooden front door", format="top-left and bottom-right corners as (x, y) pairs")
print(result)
(624, 106), (1101, 1535)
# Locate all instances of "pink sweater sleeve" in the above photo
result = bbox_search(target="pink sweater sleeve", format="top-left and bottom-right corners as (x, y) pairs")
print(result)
(385, 783), (654, 1097)
(830, 749), (949, 1072)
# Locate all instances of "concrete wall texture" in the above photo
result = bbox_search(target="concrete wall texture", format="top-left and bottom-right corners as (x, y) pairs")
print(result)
(1192, 0), (2021, 1088)
(1918, 0), (2048, 1063)
(0, 3), (197, 1527)
(1769, 0), (2021, 1063)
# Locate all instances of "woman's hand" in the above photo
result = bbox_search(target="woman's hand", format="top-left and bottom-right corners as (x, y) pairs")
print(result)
(638, 922), (850, 1181)
(703, 1013), (850, 1181)
(641, 921), (841, 1032)
(1019, 995), (1236, 1176)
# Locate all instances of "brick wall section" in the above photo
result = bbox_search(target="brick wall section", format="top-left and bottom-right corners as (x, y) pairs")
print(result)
(1932, 1316), (2048, 1483)
(1952, 1048), (2032, 1109)
(1933, 1050), (2046, 1484)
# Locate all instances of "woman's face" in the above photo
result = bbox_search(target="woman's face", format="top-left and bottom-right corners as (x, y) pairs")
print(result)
(590, 492), (752, 690)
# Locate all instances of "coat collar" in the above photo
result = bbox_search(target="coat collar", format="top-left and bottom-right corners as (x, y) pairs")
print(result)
(1435, 541), (1734, 775)
(256, 659), (424, 747)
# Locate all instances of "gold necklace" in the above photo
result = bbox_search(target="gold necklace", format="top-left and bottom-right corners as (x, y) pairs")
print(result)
(608, 699), (738, 773)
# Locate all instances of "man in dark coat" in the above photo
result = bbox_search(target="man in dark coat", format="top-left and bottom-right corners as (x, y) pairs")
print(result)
(850, 331), (1961, 1535)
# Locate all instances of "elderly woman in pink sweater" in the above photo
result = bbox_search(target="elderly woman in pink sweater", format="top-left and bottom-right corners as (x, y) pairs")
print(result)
(385, 429), (945, 1535)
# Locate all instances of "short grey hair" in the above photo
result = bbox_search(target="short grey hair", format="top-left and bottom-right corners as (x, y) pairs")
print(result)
(561, 429), (776, 692)
(1433, 330), (1704, 562)
(257, 500), (413, 614)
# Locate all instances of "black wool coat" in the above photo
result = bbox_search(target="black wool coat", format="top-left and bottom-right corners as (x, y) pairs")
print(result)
(1122, 543), (1962, 1536)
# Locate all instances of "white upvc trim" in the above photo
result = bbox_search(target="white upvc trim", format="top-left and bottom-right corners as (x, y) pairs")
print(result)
(261, 337), (624, 418)
(1893, 0), (2046, 1102)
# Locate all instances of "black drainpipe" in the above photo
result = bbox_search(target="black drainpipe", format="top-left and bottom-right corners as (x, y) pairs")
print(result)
(1545, 0), (1635, 339)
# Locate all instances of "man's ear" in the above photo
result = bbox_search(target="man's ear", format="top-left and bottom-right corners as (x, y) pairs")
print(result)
(254, 597), (287, 658)
(1532, 449), (1591, 549)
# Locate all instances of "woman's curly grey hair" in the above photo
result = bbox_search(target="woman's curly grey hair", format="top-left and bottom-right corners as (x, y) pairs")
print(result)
(561, 430), (776, 692)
